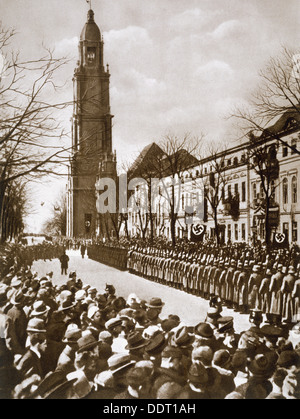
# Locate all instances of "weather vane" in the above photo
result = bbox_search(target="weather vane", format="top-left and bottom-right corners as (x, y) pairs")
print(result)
(86, 0), (92, 9)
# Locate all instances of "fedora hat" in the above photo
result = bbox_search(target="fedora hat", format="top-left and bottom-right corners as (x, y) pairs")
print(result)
(188, 362), (208, 386)
(30, 300), (50, 317)
(57, 300), (76, 312)
(26, 317), (47, 333)
(125, 331), (149, 350)
(170, 326), (194, 348)
(161, 345), (183, 359)
(213, 349), (231, 368)
(105, 317), (122, 330)
(75, 290), (86, 301)
(217, 316), (234, 334)
(260, 325), (283, 339)
(145, 332), (166, 356)
(206, 307), (220, 319)
(194, 322), (214, 339)
(62, 328), (82, 344)
(10, 289), (25, 306)
(10, 276), (22, 288)
(98, 330), (113, 345)
(146, 298), (165, 309)
(77, 333), (98, 353)
(248, 353), (276, 378)
(107, 354), (136, 374)
(37, 370), (76, 399)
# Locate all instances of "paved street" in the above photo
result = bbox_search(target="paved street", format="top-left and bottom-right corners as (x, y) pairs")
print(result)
(33, 249), (250, 333)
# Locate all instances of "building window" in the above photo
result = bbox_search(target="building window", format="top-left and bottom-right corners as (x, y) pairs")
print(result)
(292, 222), (298, 242)
(259, 183), (264, 199)
(227, 224), (231, 242)
(292, 176), (297, 203)
(242, 223), (246, 241)
(282, 144), (288, 157)
(253, 183), (257, 199)
(87, 47), (96, 62)
(283, 222), (289, 242)
(291, 138), (297, 155)
(283, 178), (288, 204)
(234, 224), (238, 241)
(234, 183), (239, 197)
(227, 158), (232, 167)
(242, 181), (246, 202)
(228, 185), (232, 198)
(233, 157), (238, 166)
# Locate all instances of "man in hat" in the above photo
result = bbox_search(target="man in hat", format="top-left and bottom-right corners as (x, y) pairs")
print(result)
(193, 322), (219, 352)
(105, 317), (127, 354)
(215, 317), (239, 354)
(105, 353), (136, 395)
(169, 325), (194, 372)
(144, 332), (167, 368)
(56, 326), (82, 374)
(15, 318), (48, 381)
(152, 345), (187, 394)
(115, 361), (154, 399)
(234, 352), (276, 399)
(125, 331), (149, 362)
(180, 361), (209, 399)
(86, 306), (105, 339)
(5, 290), (28, 358)
(66, 332), (102, 398)
(212, 349), (235, 396)
(145, 298), (164, 326)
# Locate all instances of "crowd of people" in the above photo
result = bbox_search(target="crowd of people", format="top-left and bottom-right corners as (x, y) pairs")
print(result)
(0, 241), (300, 399)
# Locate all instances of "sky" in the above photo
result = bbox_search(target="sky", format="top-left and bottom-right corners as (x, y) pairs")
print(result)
(1, 0), (300, 233)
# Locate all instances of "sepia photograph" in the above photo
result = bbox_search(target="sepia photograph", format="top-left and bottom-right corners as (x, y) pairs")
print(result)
(0, 0), (300, 401)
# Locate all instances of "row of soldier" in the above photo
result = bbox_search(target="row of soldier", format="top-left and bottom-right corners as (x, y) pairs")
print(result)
(127, 247), (300, 326)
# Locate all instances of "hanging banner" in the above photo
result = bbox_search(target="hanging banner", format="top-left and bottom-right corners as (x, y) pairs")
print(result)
(272, 232), (289, 249)
(191, 224), (206, 242)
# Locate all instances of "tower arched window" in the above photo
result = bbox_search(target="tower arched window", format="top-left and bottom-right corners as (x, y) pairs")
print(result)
(292, 176), (297, 203)
(283, 178), (288, 204)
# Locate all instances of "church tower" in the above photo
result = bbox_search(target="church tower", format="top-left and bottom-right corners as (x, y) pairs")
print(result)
(67, 8), (116, 238)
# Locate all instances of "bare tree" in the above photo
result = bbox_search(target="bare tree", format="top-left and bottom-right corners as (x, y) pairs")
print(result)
(42, 189), (67, 237)
(231, 47), (300, 155)
(153, 133), (203, 246)
(198, 144), (228, 245)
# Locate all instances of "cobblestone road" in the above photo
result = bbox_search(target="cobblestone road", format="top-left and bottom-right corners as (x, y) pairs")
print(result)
(33, 249), (250, 333)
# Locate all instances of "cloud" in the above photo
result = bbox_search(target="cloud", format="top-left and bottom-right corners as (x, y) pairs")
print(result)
(168, 8), (220, 33)
(55, 36), (78, 57)
(211, 19), (244, 39)
(195, 59), (234, 80)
